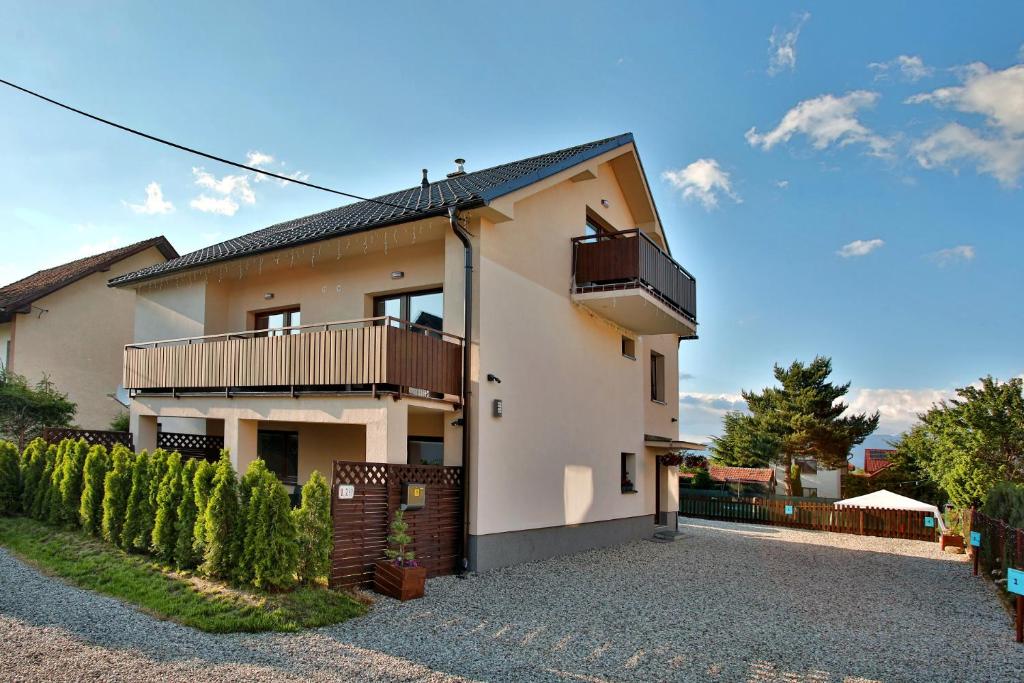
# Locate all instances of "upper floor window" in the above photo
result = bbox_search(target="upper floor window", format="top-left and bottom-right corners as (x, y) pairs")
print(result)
(585, 210), (614, 237)
(374, 288), (443, 332)
(650, 351), (665, 403)
(254, 307), (300, 336)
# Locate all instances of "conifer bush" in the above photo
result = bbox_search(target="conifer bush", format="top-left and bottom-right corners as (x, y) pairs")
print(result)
(191, 459), (216, 561)
(152, 452), (184, 561)
(31, 444), (57, 520)
(122, 451), (152, 551)
(293, 469), (331, 585)
(174, 458), (201, 569)
(140, 449), (168, 548)
(238, 459), (298, 590)
(43, 439), (69, 523)
(78, 444), (110, 535)
(57, 439), (89, 526)
(19, 439), (47, 514)
(101, 445), (134, 546)
(0, 440), (20, 515)
(203, 454), (241, 579)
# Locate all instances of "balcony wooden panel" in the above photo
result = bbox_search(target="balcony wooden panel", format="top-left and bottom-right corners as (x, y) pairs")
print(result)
(124, 318), (462, 400)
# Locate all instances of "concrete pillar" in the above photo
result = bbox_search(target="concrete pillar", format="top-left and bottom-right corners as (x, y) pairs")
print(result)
(365, 402), (408, 464)
(224, 417), (258, 474)
(131, 410), (158, 453)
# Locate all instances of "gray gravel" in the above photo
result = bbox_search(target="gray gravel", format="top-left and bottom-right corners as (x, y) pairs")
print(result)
(2, 518), (1022, 682)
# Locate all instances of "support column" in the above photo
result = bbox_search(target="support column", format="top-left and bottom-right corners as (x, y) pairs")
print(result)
(364, 402), (408, 464)
(130, 409), (158, 453)
(224, 417), (258, 474)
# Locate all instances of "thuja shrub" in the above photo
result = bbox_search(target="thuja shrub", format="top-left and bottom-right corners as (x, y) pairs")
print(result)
(140, 449), (169, 549)
(174, 459), (201, 569)
(30, 444), (56, 520)
(238, 459), (298, 590)
(19, 439), (47, 515)
(0, 440), (20, 515)
(43, 439), (69, 524)
(152, 452), (184, 562)
(79, 445), (110, 535)
(293, 470), (331, 585)
(101, 445), (134, 546)
(190, 459), (216, 561)
(122, 451), (152, 551)
(203, 454), (241, 579)
(57, 439), (89, 526)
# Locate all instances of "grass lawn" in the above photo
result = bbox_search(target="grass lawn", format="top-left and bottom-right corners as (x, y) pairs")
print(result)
(0, 516), (367, 633)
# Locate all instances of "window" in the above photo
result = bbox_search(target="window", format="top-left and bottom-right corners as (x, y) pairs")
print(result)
(650, 351), (665, 403)
(257, 430), (299, 485)
(253, 307), (301, 336)
(621, 453), (637, 493)
(621, 336), (636, 360)
(374, 288), (443, 332)
(803, 487), (818, 498)
(408, 436), (444, 466)
(585, 209), (615, 237)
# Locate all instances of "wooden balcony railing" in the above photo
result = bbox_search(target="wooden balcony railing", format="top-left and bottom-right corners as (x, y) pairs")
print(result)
(124, 316), (463, 400)
(571, 229), (697, 322)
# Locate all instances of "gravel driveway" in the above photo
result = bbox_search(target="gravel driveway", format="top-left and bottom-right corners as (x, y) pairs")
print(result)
(2, 518), (1022, 682)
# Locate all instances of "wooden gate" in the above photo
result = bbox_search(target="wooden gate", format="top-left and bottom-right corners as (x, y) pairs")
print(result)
(330, 461), (463, 589)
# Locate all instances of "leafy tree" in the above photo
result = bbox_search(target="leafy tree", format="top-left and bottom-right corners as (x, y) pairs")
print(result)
(152, 452), (184, 562)
(191, 459), (216, 560)
(714, 357), (879, 495)
(79, 445), (110, 535)
(894, 376), (1023, 507)
(56, 439), (89, 526)
(109, 412), (130, 432)
(101, 445), (134, 546)
(19, 439), (47, 513)
(982, 481), (1024, 528)
(0, 440), (20, 514)
(122, 451), (153, 551)
(238, 459), (298, 589)
(203, 454), (241, 579)
(0, 368), (76, 449)
(293, 470), (331, 585)
(174, 459), (202, 569)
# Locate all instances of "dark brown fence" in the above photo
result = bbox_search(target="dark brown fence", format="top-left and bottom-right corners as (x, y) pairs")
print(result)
(330, 461), (463, 589)
(967, 510), (1023, 582)
(42, 428), (133, 450)
(680, 492), (938, 541)
(156, 432), (224, 462)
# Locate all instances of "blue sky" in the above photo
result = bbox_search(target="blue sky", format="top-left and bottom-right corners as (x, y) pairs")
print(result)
(1, 2), (1022, 457)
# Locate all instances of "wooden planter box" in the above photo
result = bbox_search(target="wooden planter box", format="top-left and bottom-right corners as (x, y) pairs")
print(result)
(940, 533), (964, 550)
(374, 561), (426, 601)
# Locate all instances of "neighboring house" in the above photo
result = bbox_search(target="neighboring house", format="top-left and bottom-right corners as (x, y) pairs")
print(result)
(0, 237), (178, 430)
(773, 458), (842, 499)
(681, 465), (776, 495)
(864, 448), (895, 475)
(111, 133), (699, 572)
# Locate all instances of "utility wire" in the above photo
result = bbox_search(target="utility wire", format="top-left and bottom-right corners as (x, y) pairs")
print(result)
(0, 77), (420, 214)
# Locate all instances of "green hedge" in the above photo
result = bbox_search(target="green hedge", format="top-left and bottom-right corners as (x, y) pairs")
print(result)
(0, 437), (331, 591)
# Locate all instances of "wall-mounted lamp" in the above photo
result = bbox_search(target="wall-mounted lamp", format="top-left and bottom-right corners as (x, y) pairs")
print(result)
(264, 292), (275, 300)
(391, 271), (405, 280)
(486, 373), (502, 384)
(600, 199), (610, 208)
(671, 417), (678, 423)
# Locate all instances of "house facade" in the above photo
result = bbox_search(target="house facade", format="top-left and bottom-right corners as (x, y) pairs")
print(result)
(112, 134), (699, 571)
(0, 237), (177, 429)
(773, 458), (843, 499)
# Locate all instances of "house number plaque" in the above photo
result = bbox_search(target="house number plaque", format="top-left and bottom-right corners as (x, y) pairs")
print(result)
(337, 484), (355, 500)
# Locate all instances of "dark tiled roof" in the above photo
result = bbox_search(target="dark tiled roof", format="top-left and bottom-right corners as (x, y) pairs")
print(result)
(110, 133), (635, 286)
(0, 237), (177, 318)
(679, 465), (775, 485)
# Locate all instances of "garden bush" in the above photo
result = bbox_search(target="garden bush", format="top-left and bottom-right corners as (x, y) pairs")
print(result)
(203, 454), (241, 579)
(0, 440), (20, 515)
(152, 452), (183, 562)
(191, 459), (216, 561)
(30, 444), (56, 520)
(43, 439), (69, 524)
(238, 459), (298, 590)
(173, 459), (201, 569)
(122, 451), (152, 551)
(78, 445), (109, 535)
(57, 439), (89, 526)
(101, 445), (134, 546)
(982, 481), (1024, 529)
(293, 470), (331, 585)
(19, 439), (47, 514)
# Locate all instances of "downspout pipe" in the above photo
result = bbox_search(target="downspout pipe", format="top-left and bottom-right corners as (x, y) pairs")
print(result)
(448, 207), (473, 572)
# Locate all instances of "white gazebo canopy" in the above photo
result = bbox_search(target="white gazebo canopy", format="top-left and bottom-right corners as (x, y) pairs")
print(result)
(834, 489), (945, 531)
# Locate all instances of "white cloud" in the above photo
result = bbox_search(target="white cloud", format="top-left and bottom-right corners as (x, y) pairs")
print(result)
(662, 159), (741, 210)
(929, 244), (975, 266)
(247, 150), (310, 186)
(775, 179), (790, 189)
(767, 12), (810, 76)
(189, 195), (240, 216)
(246, 150), (275, 168)
(911, 123), (1024, 186)
(123, 182), (174, 215)
(191, 167), (256, 204)
(837, 238), (884, 258)
(745, 90), (892, 156)
(677, 391), (749, 444)
(869, 55), (934, 82)
(845, 387), (953, 434)
(907, 63), (1024, 134)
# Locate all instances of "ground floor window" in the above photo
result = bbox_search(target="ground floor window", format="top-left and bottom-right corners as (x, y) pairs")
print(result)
(621, 453), (637, 493)
(408, 436), (444, 466)
(258, 429), (299, 485)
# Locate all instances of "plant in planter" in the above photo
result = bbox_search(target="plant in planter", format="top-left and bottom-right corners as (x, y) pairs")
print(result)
(374, 509), (426, 601)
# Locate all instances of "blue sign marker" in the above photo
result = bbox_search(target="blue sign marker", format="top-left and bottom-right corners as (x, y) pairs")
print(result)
(924, 516), (935, 528)
(784, 505), (794, 515)
(1008, 568), (1024, 597)
(970, 531), (981, 547)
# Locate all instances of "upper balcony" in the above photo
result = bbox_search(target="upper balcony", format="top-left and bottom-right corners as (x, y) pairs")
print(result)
(123, 316), (463, 403)
(571, 229), (697, 336)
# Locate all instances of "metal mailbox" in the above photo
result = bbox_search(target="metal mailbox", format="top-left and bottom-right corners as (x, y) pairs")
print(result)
(402, 482), (426, 511)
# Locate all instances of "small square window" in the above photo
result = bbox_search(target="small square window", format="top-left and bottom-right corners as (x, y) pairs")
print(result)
(621, 336), (636, 359)
(621, 453), (637, 494)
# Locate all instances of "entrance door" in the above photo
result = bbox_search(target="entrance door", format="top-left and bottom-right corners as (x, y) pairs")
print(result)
(654, 457), (662, 524)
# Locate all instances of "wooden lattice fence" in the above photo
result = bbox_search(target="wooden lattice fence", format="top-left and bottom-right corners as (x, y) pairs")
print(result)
(156, 432), (224, 462)
(42, 428), (133, 450)
(330, 461), (463, 589)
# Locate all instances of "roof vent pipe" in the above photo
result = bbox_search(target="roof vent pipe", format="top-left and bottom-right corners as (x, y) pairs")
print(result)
(421, 169), (429, 188)
(447, 158), (467, 178)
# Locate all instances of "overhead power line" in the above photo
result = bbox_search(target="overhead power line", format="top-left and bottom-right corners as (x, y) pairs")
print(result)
(0, 77), (419, 214)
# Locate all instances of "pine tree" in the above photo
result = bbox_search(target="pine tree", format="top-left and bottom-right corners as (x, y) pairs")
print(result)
(384, 508), (415, 565)
(203, 454), (241, 579)
(174, 459), (201, 569)
(57, 439), (89, 526)
(122, 451), (152, 551)
(19, 439), (47, 514)
(79, 445), (110, 535)
(101, 445), (134, 546)
(152, 452), (184, 562)
(190, 459), (216, 560)
(0, 440), (20, 515)
(238, 460), (298, 589)
(292, 469), (331, 585)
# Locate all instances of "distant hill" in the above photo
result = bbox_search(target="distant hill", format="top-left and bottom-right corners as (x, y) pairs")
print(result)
(849, 433), (900, 468)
